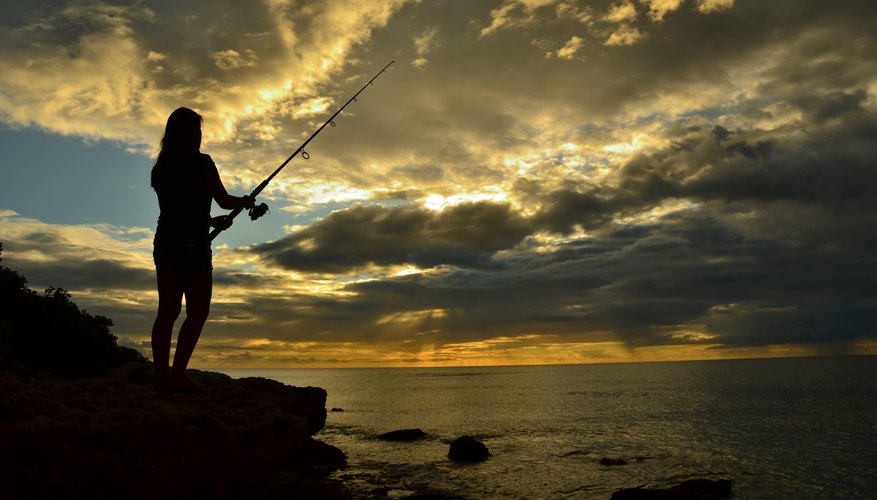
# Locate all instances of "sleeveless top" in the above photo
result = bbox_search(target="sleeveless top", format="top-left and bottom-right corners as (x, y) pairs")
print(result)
(152, 152), (219, 245)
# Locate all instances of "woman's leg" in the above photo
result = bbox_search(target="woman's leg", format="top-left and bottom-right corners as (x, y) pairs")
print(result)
(152, 267), (184, 386)
(169, 269), (213, 384)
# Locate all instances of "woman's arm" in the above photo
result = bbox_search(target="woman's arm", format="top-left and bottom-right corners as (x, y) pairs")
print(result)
(207, 170), (255, 210)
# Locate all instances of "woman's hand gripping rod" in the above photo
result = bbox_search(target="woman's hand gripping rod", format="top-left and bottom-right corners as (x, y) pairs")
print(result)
(209, 60), (395, 241)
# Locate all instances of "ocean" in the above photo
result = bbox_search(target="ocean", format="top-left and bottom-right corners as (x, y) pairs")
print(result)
(217, 356), (877, 499)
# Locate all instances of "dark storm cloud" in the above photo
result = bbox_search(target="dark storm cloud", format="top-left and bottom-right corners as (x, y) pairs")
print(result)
(706, 304), (877, 347)
(537, 107), (877, 234)
(11, 258), (154, 292)
(206, 272), (592, 348)
(3, 232), (153, 291)
(536, 190), (630, 234)
(212, 269), (291, 290)
(793, 89), (869, 123)
(252, 201), (533, 273)
(242, 201), (874, 350)
(537, 107), (877, 346)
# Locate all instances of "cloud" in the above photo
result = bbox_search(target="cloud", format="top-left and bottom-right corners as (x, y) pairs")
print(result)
(479, 0), (556, 38)
(413, 27), (439, 68)
(604, 24), (645, 46)
(0, 0), (409, 150)
(10, 257), (154, 292)
(210, 49), (259, 70)
(603, 1), (637, 23)
(0, 2), (156, 138)
(696, 0), (735, 14)
(252, 201), (533, 273)
(0, 211), (159, 341)
(550, 35), (585, 59)
(0, 212), (152, 280)
(642, 0), (684, 21)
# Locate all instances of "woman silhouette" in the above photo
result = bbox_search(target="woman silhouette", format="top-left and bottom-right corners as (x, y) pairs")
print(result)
(150, 107), (254, 391)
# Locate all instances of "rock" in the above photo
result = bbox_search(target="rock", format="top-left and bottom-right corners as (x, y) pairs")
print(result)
(291, 438), (349, 475)
(0, 361), (346, 498)
(560, 449), (592, 457)
(448, 435), (491, 462)
(228, 374), (328, 435)
(600, 457), (627, 466)
(377, 428), (427, 441)
(611, 479), (733, 500)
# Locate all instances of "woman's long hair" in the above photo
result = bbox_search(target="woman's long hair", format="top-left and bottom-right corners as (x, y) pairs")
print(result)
(151, 107), (203, 189)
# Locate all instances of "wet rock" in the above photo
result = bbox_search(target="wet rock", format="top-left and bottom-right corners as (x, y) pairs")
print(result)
(611, 478), (733, 499)
(600, 457), (627, 466)
(448, 435), (491, 462)
(291, 438), (349, 475)
(377, 428), (427, 441)
(561, 449), (592, 457)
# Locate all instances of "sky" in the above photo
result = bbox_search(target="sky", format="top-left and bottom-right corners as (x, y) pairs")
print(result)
(1, 0), (876, 368)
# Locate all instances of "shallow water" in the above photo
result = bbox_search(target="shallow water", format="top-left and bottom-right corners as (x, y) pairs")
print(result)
(219, 356), (877, 498)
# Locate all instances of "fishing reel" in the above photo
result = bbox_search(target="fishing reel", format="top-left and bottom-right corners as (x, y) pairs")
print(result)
(248, 202), (270, 221)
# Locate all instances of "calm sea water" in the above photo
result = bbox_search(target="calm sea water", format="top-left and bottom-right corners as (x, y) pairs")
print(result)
(218, 356), (877, 499)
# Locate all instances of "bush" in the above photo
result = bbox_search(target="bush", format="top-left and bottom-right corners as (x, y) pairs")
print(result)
(0, 242), (146, 377)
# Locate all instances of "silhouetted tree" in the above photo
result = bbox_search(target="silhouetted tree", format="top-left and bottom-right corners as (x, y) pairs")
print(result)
(0, 242), (145, 377)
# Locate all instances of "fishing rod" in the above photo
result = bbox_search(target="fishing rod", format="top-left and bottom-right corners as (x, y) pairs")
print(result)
(210, 60), (395, 241)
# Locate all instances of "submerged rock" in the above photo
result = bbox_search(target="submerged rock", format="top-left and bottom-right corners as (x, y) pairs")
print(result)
(0, 361), (346, 498)
(448, 436), (491, 462)
(377, 428), (427, 441)
(611, 478), (733, 499)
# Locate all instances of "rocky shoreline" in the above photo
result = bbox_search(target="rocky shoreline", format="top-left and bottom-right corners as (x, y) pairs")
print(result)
(0, 362), (734, 499)
(0, 361), (349, 499)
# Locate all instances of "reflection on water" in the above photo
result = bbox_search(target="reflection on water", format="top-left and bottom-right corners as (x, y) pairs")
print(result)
(219, 356), (877, 498)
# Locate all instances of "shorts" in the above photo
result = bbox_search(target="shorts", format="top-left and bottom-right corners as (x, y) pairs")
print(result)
(153, 238), (213, 272)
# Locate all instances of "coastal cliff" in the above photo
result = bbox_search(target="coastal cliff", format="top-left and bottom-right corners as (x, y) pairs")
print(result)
(0, 245), (347, 498)
(0, 362), (348, 499)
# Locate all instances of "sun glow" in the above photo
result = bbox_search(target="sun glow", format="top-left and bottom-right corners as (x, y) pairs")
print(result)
(391, 265), (425, 277)
(376, 308), (448, 325)
(614, 198), (699, 225)
(603, 133), (650, 154)
(301, 182), (373, 204)
(293, 97), (332, 118)
(423, 190), (509, 211)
